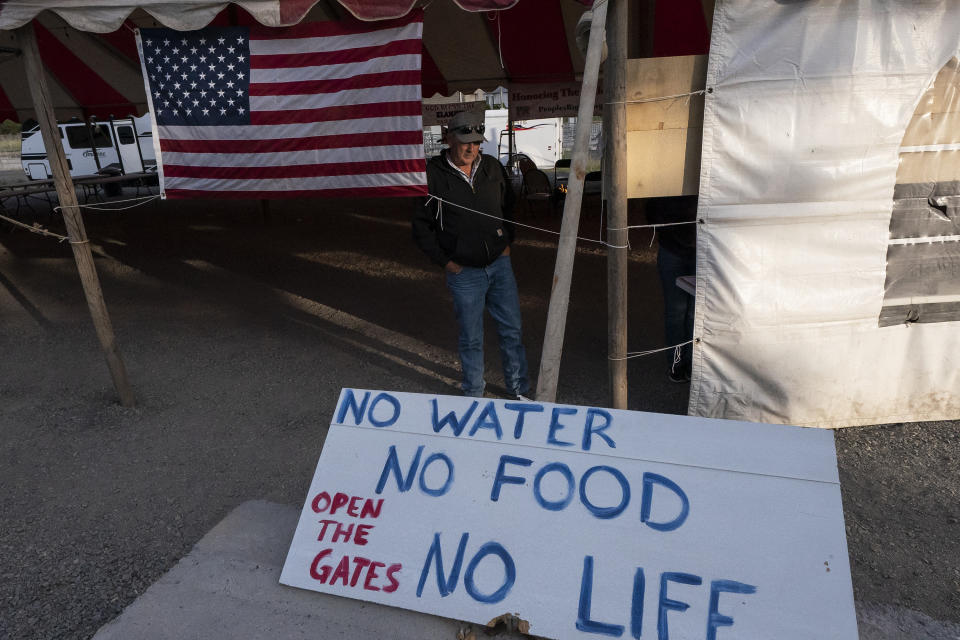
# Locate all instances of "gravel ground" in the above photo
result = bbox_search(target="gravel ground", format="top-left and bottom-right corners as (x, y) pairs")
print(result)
(0, 189), (958, 639)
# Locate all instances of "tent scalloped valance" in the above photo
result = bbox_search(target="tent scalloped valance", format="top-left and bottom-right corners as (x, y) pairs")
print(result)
(0, 0), (535, 32)
(0, 0), (598, 122)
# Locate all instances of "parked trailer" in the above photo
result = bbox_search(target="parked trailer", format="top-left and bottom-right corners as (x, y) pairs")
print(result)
(483, 109), (562, 169)
(20, 113), (155, 180)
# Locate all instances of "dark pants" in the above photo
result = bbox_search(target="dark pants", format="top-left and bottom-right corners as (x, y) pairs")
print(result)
(657, 245), (696, 369)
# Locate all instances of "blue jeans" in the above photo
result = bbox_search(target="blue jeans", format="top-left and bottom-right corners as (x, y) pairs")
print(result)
(446, 255), (529, 397)
(657, 245), (696, 369)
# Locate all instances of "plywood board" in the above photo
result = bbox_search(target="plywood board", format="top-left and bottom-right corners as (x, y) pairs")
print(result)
(903, 112), (960, 146)
(627, 128), (702, 197)
(901, 57), (960, 147)
(899, 56), (960, 181)
(897, 150), (960, 184)
(626, 55), (706, 198)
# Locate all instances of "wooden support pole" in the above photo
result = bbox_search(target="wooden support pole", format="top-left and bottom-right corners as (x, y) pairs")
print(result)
(16, 22), (136, 407)
(534, 0), (608, 403)
(605, 0), (629, 409)
(506, 94), (515, 170)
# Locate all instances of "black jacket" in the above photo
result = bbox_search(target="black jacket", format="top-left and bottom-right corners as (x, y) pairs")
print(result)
(412, 152), (516, 268)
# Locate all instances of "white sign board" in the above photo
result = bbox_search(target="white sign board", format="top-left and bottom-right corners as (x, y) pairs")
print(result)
(509, 82), (603, 120)
(281, 389), (858, 639)
(422, 100), (487, 127)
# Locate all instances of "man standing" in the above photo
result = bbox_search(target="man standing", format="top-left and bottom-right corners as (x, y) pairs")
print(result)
(645, 196), (697, 382)
(412, 110), (531, 400)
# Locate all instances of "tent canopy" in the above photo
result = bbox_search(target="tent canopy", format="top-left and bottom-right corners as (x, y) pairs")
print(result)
(0, 0), (599, 122)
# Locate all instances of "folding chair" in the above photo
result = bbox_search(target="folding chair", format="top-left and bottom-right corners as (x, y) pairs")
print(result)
(520, 168), (554, 216)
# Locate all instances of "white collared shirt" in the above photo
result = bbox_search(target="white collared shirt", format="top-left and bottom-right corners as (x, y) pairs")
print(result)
(446, 152), (482, 188)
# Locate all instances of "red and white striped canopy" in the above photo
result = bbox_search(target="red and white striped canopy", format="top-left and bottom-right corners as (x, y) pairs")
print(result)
(0, 0), (710, 123)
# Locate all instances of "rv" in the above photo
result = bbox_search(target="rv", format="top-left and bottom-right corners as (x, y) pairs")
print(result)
(20, 113), (155, 180)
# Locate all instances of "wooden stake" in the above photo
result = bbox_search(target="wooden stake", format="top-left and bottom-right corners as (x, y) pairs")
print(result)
(605, 0), (629, 409)
(16, 22), (135, 407)
(534, 0), (609, 403)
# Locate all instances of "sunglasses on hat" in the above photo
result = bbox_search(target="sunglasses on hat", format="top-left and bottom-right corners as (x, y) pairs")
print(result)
(452, 124), (485, 135)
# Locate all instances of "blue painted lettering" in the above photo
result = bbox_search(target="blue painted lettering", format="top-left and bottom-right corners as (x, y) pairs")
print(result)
(571, 561), (753, 638)
(490, 455), (533, 501)
(335, 389), (369, 425)
(468, 401), (503, 439)
(427, 400), (615, 453)
(579, 465), (631, 519)
(368, 392), (400, 427)
(416, 532), (468, 597)
(576, 556), (757, 640)
(582, 408), (616, 450)
(641, 473), (690, 532)
(464, 542), (516, 603)
(484, 459), (686, 525)
(431, 399), (479, 436)
(707, 580), (757, 640)
(501, 402), (545, 439)
(547, 407), (577, 447)
(418, 452), (454, 497)
(658, 572), (703, 640)
(533, 462), (574, 511)
(375, 445), (424, 494)
(631, 568), (645, 639)
(576, 556), (625, 636)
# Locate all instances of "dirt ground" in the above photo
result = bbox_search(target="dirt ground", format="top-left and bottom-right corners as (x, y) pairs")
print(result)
(0, 185), (958, 639)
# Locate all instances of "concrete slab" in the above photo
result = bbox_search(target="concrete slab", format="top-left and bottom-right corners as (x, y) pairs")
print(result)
(94, 500), (960, 640)
(93, 500), (518, 640)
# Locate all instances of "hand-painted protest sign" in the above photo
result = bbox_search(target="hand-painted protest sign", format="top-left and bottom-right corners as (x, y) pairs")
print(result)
(281, 389), (858, 639)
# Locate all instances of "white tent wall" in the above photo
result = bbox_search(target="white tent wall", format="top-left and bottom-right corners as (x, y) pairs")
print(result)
(690, 0), (960, 427)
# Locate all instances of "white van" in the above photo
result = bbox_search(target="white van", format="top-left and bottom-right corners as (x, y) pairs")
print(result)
(20, 113), (155, 180)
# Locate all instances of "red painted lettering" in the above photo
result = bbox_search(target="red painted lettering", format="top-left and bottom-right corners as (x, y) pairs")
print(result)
(311, 492), (331, 513)
(310, 552), (401, 592)
(310, 492), (384, 519)
(354, 524), (374, 546)
(317, 519), (375, 545)
(350, 556), (372, 587)
(331, 521), (354, 543)
(330, 492), (350, 515)
(364, 561), (386, 591)
(383, 563), (402, 593)
(309, 549), (333, 581)
(360, 498), (384, 519)
(317, 519), (337, 541)
(330, 555), (351, 586)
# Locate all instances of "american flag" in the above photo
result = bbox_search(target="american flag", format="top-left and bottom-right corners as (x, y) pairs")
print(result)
(136, 15), (427, 199)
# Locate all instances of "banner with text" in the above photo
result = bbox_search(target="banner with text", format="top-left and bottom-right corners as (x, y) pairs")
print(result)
(281, 389), (858, 639)
(509, 82), (603, 120)
(422, 101), (487, 127)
